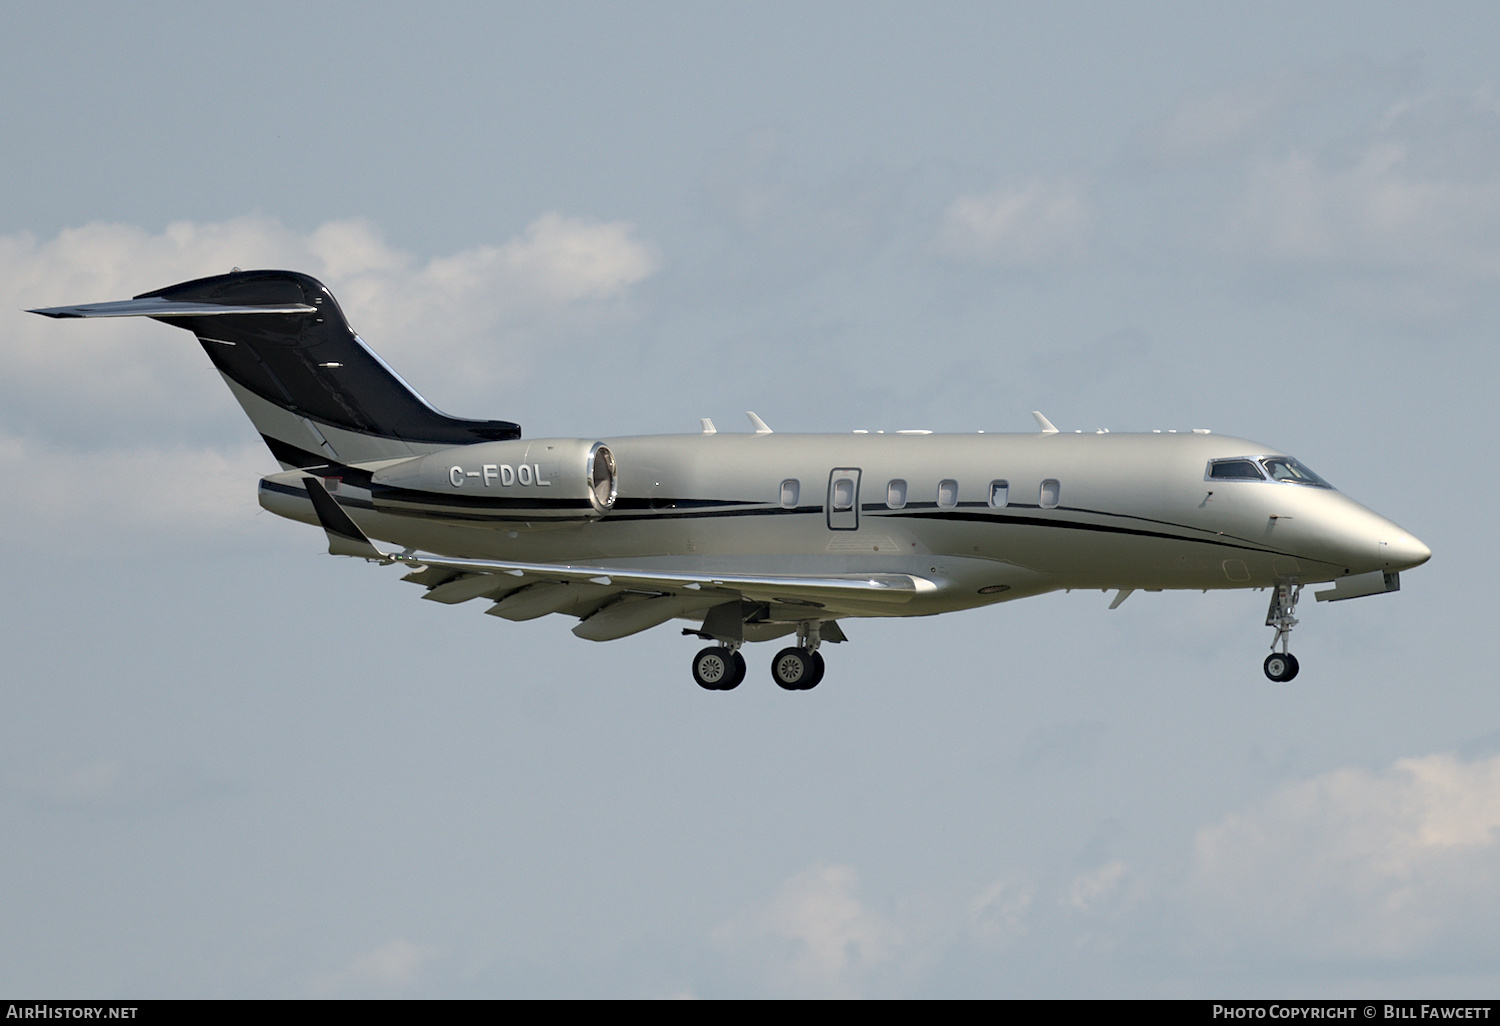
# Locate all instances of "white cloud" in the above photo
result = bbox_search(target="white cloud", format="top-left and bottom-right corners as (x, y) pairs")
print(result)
(308, 939), (437, 997)
(967, 877), (1032, 945)
(1130, 59), (1409, 166)
(1231, 142), (1500, 280)
(1197, 89), (1500, 295)
(326, 214), (660, 406)
(713, 864), (906, 998)
(1138, 76), (1300, 164)
(1064, 860), (1128, 913)
(938, 180), (1091, 265)
(1187, 752), (1500, 960)
(0, 213), (661, 438)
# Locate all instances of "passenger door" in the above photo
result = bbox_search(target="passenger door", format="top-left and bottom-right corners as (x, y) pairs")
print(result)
(827, 468), (861, 530)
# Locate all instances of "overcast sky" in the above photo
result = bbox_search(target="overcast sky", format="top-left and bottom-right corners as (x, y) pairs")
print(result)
(2, 1), (1498, 998)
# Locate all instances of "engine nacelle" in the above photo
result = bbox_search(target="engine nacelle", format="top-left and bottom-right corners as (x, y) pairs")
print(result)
(371, 437), (617, 517)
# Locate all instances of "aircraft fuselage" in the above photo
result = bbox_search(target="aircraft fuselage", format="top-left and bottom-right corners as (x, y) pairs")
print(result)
(259, 429), (1427, 619)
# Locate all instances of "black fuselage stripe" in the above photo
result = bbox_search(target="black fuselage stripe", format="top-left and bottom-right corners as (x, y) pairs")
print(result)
(265, 478), (1311, 560)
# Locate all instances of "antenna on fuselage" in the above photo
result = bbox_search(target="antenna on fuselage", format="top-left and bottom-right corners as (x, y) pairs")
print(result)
(746, 412), (774, 434)
(1031, 411), (1059, 434)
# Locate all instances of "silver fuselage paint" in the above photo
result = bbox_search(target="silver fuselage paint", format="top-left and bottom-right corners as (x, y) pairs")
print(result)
(259, 430), (1429, 621)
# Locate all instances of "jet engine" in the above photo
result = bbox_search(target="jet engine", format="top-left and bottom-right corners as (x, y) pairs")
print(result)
(371, 438), (617, 517)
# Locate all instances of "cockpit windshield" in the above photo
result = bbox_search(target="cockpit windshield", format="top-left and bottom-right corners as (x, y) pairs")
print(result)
(1259, 457), (1333, 488)
(1208, 459), (1265, 481)
(1205, 456), (1336, 489)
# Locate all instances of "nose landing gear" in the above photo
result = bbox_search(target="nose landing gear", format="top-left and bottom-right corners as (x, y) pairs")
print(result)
(1264, 581), (1302, 682)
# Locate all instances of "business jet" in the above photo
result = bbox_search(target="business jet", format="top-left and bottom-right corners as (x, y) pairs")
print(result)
(31, 269), (1430, 691)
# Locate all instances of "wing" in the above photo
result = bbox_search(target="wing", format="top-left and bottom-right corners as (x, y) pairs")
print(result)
(303, 479), (934, 641)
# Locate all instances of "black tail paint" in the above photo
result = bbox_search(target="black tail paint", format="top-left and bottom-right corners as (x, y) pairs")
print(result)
(139, 270), (520, 467)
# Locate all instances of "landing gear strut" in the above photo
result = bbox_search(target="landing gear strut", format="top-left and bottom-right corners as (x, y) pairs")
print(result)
(771, 621), (826, 691)
(1264, 581), (1302, 682)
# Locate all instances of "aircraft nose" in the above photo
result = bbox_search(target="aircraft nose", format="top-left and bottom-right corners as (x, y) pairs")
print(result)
(1380, 529), (1431, 571)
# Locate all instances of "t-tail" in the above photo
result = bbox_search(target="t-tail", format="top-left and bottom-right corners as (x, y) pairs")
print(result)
(29, 269), (521, 469)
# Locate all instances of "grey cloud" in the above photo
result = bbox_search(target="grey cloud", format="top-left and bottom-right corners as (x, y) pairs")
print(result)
(5, 757), (236, 816)
(1124, 57), (1415, 167)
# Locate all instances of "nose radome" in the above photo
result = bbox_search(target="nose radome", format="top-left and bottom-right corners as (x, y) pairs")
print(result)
(1381, 531), (1431, 570)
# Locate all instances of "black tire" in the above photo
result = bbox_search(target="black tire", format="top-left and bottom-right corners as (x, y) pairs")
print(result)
(722, 651), (747, 691)
(771, 647), (811, 690)
(693, 646), (735, 690)
(802, 650), (826, 690)
(1264, 652), (1299, 682)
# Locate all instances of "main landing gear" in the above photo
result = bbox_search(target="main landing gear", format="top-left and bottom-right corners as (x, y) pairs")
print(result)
(1264, 581), (1302, 682)
(770, 621), (826, 691)
(691, 621), (828, 691)
(771, 647), (825, 690)
(692, 645), (747, 690)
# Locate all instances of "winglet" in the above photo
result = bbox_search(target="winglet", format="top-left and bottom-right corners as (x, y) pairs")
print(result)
(1032, 411), (1059, 434)
(304, 477), (390, 561)
(746, 411), (773, 434)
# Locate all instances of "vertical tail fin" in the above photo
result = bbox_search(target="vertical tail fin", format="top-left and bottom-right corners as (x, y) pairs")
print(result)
(30, 269), (521, 468)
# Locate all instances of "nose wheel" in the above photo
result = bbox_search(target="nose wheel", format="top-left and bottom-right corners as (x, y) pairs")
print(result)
(1264, 652), (1300, 682)
(1263, 581), (1303, 682)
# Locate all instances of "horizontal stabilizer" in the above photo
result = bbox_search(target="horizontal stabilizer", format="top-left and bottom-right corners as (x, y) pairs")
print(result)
(304, 477), (389, 560)
(28, 297), (316, 319)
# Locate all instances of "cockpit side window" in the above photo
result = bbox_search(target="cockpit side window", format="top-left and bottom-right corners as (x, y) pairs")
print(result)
(1207, 459), (1266, 481)
(1260, 457), (1333, 488)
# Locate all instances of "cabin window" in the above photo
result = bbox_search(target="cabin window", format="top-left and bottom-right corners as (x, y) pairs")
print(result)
(988, 480), (1009, 508)
(780, 479), (800, 508)
(832, 478), (855, 510)
(1039, 479), (1060, 508)
(1208, 459), (1266, 481)
(937, 479), (958, 508)
(886, 479), (907, 509)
